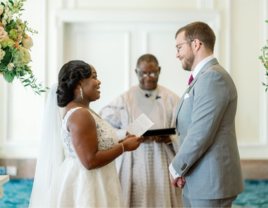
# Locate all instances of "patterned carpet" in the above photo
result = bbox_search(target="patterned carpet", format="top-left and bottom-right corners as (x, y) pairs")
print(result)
(0, 179), (267, 208)
(232, 180), (268, 208)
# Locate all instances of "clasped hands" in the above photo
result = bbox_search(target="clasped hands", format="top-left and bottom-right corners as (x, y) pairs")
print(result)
(169, 174), (186, 189)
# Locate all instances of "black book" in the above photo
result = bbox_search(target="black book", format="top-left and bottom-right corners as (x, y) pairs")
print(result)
(142, 128), (176, 136)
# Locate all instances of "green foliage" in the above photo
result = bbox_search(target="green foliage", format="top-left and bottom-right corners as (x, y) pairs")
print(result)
(19, 74), (47, 95)
(9, 0), (14, 6)
(2, 48), (12, 64)
(5, 21), (18, 33)
(3, 70), (15, 83)
(259, 20), (268, 92)
(0, 0), (47, 94)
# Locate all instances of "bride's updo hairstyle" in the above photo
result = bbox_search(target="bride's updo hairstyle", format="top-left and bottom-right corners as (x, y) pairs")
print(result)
(56, 60), (92, 107)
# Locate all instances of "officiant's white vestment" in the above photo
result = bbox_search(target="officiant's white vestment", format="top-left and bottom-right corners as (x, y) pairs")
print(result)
(100, 85), (182, 207)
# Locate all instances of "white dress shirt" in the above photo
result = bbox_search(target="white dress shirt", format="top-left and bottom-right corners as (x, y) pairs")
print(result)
(169, 55), (215, 179)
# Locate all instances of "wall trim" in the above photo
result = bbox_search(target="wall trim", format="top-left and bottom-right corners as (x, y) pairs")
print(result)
(196, 0), (214, 10)
(259, 0), (268, 146)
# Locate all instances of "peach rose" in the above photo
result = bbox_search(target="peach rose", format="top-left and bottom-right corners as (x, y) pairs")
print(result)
(0, 27), (8, 42)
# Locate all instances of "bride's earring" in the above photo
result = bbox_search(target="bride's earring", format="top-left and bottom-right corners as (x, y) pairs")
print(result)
(80, 88), (83, 99)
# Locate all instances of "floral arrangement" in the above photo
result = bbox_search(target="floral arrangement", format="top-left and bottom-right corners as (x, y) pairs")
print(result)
(0, 0), (47, 94)
(259, 20), (268, 92)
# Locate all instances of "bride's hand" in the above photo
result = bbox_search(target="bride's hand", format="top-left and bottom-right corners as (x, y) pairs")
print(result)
(118, 132), (130, 143)
(122, 134), (145, 151)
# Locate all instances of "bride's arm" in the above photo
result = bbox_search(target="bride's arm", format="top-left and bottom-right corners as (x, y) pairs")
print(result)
(67, 108), (142, 170)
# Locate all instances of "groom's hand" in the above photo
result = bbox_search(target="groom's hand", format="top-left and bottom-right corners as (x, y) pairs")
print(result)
(170, 174), (186, 189)
(176, 177), (186, 189)
(169, 173), (179, 188)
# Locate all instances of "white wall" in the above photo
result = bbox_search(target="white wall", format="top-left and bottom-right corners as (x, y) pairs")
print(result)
(0, 0), (268, 159)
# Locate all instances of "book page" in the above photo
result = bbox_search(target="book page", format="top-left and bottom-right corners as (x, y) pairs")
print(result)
(126, 114), (154, 136)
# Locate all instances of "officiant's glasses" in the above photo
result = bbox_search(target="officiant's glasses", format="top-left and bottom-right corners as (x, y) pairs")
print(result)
(137, 70), (159, 78)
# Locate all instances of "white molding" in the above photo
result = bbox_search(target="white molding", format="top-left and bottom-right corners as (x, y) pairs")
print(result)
(238, 141), (267, 147)
(55, 18), (64, 75)
(142, 32), (148, 54)
(259, 0), (268, 146)
(225, 0), (231, 73)
(196, 0), (214, 10)
(55, 9), (220, 23)
(63, 0), (77, 9)
(124, 32), (131, 90)
(3, 82), (8, 146)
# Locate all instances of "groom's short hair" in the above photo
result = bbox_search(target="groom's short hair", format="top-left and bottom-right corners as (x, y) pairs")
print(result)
(175, 21), (216, 53)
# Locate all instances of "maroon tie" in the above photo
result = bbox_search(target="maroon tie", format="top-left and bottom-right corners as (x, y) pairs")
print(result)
(188, 74), (194, 85)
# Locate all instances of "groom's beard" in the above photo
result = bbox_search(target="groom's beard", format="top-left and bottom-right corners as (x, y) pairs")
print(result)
(182, 49), (194, 72)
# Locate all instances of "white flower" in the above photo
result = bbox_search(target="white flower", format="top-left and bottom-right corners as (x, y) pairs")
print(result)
(7, 11), (12, 17)
(13, 46), (31, 67)
(0, 27), (8, 42)
(0, 5), (4, 15)
(3, 13), (8, 20)
(22, 36), (34, 49)
(2, 20), (7, 26)
(8, 2), (12, 7)
(8, 63), (14, 71)
(0, 49), (5, 63)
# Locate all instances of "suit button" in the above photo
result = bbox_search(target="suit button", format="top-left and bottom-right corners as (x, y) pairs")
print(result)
(178, 132), (180, 136)
(181, 164), (187, 171)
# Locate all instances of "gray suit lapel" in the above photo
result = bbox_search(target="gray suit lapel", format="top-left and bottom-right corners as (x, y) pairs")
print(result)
(175, 58), (219, 121)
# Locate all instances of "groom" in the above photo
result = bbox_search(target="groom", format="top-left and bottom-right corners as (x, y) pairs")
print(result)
(169, 22), (245, 207)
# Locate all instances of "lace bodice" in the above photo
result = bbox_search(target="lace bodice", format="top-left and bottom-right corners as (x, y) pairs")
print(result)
(61, 107), (118, 158)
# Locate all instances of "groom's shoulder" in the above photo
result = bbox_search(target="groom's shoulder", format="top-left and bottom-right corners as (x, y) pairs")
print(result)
(198, 64), (237, 97)
(201, 63), (234, 84)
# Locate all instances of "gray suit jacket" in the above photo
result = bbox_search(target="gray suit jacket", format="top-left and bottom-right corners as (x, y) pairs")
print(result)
(172, 58), (245, 200)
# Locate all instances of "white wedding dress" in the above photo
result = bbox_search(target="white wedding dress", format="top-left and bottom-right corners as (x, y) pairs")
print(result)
(45, 107), (125, 208)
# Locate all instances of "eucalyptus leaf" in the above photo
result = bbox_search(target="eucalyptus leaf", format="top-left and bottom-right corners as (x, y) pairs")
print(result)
(22, 79), (30, 83)
(2, 49), (12, 64)
(0, 63), (6, 70)
(3, 71), (15, 83)
(9, 0), (14, 6)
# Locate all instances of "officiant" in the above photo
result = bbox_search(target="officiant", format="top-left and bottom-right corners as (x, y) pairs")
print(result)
(99, 54), (181, 207)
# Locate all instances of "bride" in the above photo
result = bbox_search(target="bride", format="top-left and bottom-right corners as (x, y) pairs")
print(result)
(29, 60), (144, 208)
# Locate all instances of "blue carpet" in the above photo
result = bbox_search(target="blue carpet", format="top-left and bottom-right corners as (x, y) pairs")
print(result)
(0, 179), (33, 208)
(0, 179), (267, 207)
(233, 180), (268, 208)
